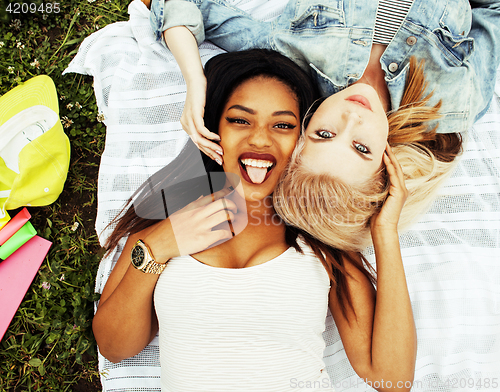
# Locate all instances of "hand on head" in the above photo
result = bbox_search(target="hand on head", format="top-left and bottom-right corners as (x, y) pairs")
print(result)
(182, 77), (224, 165)
(370, 143), (408, 232)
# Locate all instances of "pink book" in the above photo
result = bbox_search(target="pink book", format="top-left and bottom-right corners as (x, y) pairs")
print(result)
(0, 235), (52, 340)
(0, 208), (31, 245)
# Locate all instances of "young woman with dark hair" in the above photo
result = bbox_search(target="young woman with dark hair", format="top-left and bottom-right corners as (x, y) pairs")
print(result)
(93, 49), (416, 392)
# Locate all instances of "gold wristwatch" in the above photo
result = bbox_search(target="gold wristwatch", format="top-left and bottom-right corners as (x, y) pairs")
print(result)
(131, 239), (166, 274)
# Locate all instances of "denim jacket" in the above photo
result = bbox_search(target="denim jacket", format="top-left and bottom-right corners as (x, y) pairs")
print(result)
(151, 0), (500, 134)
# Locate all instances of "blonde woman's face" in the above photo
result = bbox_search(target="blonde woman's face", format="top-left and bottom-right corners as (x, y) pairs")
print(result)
(301, 83), (389, 185)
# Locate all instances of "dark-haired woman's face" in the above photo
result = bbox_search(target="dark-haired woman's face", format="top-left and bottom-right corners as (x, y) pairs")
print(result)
(218, 76), (300, 202)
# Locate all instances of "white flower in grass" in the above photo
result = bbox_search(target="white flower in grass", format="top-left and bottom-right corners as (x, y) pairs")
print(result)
(59, 274), (65, 282)
(10, 19), (21, 29)
(61, 116), (73, 128)
(16, 41), (25, 50)
(88, 0), (96, 3)
(0, 42), (4, 48)
(97, 113), (105, 122)
(41, 281), (51, 290)
(70, 222), (79, 231)
(30, 59), (40, 68)
(66, 103), (74, 110)
(75, 102), (82, 109)
(8, 66), (15, 74)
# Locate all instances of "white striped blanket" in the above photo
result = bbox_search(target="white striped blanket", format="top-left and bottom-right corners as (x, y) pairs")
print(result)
(64, 0), (500, 390)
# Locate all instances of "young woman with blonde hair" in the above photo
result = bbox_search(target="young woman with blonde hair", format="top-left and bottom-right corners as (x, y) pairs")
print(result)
(274, 57), (463, 251)
(152, 0), (500, 251)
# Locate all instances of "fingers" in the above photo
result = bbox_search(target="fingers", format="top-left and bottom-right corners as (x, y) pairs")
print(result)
(383, 152), (398, 184)
(192, 136), (224, 166)
(184, 193), (238, 219)
(384, 144), (408, 200)
(186, 188), (235, 210)
(182, 111), (223, 165)
(195, 119), (220, 142)
(175, 227), (233, 256)
(384, 145), (403, 181)
(205, 209), (235, 230)
(172, 203), (235, 253)
(182, 115), (220, 142)
(385, 144), (405, 183)
(370, 145), (409, 231)
(186, 127), (223, 165)
(212, 186), (235, 203)
(205, 228), (234, 248)
(202, 198), (237, 218)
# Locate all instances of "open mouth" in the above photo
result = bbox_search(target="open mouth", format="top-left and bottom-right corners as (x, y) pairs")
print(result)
(238, 154), (276, 185)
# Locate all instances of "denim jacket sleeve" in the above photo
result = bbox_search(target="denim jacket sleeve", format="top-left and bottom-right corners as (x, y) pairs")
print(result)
(467, 0), (500, 124)
(150, 0), (205, 46)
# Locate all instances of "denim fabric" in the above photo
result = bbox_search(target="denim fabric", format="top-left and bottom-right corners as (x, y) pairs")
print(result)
(150, 0), (165, 43)
(151, 0), (500, 134)
(150, 0), (205, 45)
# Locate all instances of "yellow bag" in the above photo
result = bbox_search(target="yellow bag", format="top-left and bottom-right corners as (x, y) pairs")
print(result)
(0, 75), (70, 228)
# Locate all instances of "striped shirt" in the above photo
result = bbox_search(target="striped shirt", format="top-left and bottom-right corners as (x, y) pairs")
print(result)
(373, 0), (414, 45)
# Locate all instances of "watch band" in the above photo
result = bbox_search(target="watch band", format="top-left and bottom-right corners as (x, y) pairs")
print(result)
(131, 239), (167, 274)
(142, 259), (167, 274)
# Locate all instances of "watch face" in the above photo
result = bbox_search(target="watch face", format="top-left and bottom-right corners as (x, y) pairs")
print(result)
(131, 244), (145, 268)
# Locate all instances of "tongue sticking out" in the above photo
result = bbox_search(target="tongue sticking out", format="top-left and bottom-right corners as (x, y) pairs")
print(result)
(246, 165), (268, 184)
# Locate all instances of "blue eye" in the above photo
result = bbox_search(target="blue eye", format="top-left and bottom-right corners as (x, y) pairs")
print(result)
(315, 130), (334, 139)
(354, 142), (370, 154)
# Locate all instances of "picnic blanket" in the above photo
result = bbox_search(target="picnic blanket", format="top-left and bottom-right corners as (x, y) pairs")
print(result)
(64, 0), (500, 390)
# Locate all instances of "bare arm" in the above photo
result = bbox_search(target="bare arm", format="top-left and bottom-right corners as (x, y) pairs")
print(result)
(93, 192), (236, 362)
(163, 26), (223, 163)
(93, 223), (176, 363)
(329, 145), (416, 391)
(143, 0), (222, 160)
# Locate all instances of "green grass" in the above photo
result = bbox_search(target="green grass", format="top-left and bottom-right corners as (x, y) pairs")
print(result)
(0, 1), (131, 390)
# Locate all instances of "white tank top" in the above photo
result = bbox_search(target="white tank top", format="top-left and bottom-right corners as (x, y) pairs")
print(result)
(154, 240), (335, 392)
